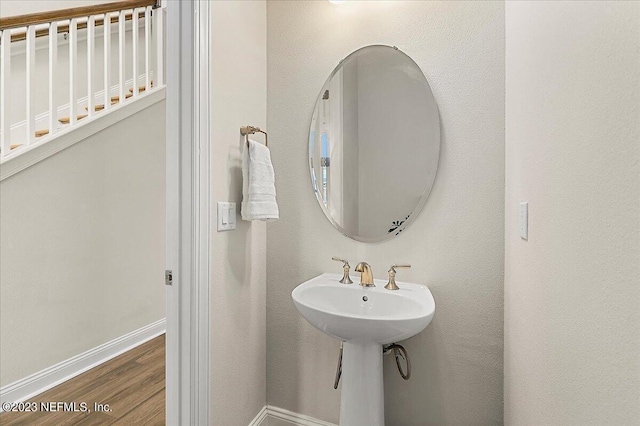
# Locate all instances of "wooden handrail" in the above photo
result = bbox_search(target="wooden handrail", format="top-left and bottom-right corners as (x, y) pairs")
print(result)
(6, 11), (146, 43)
(0, 0), (157, 31)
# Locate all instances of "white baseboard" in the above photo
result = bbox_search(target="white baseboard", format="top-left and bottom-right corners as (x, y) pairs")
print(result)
(0, 318), (166, 411)
(249, 405), (337, 426)
(249, 405), (269, 426)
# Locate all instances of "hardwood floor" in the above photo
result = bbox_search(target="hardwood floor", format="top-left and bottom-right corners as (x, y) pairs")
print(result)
(0, 335), (165, 425)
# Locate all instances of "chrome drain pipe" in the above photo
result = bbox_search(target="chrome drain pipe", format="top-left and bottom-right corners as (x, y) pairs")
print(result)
(334, 342), (343, 389)
(384, 343), (411, 380)
(334, 341), (411, 389)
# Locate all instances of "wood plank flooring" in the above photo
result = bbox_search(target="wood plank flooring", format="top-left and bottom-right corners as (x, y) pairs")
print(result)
(0, 334), (165, 425)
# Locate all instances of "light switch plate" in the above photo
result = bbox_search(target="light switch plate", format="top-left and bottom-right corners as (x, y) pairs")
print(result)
(217, 202), (237, 231)
(519, 202), (528, 240)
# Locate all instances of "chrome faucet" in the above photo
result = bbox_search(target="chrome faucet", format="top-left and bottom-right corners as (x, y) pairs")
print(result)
(354, 262), (375, 287)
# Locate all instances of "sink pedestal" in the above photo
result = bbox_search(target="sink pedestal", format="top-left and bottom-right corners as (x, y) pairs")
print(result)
(340, 342), (384, 426)
(292, 273), (436, 425)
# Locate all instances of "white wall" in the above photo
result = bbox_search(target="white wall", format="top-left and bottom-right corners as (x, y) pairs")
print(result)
(267, 1), (505, 424)
(0, 100), (166, 386)
(209, 1), (267, 425)
(504, 2), (640, 425)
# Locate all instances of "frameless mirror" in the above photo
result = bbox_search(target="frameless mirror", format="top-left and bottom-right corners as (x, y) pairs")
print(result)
(309, 45), (440, 242)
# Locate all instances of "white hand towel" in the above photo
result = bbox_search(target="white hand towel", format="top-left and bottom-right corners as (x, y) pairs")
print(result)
(242, 139), (279, 221)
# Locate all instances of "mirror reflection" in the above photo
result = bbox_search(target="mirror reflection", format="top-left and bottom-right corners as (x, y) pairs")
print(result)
(309, 45), (441, 242)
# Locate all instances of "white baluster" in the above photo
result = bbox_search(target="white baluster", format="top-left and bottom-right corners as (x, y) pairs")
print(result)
(87, 15), (95, 117)
(132, 8), (139, 98)
(102, 13), (111, 110)
(26, 25), (36, 144)
(49, 22), (58, 135)
(155, 6), (163, 86)
(69, 18), (78, 125)
(118, 10), (125, 103)
(145, 6), (151, 91)
(1, 30), (12, 155)
(104, 13), (111, 110)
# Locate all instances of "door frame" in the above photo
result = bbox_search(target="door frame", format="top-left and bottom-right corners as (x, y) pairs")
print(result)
(165, 1), (211, 424)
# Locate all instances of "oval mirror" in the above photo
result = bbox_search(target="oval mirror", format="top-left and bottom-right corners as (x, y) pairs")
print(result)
(309, 45), (440, 242)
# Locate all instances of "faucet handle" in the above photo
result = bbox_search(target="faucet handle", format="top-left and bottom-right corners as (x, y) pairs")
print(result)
(332, 257), (353, 284)
(390, 264), (411, 271)
(385, 264), (411, 290)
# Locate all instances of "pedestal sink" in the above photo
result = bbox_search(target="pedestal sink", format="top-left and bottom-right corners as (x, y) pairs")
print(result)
(291, 273), (435, 426)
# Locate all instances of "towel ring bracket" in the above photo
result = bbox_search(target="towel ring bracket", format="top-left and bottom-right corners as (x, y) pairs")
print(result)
(240, 125), (268, 147)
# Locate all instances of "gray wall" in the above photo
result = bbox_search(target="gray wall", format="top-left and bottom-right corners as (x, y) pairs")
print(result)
(266, 1), (505, 424)
(0, 100), (166, 386)
(504, 2), (640, 425)
(209, 1), (267, 425)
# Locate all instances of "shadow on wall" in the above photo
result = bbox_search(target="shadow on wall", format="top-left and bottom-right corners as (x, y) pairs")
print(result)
(228, 137), (247, 283)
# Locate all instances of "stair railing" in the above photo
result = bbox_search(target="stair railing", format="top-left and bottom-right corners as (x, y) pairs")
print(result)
(0, 0), (163, 159)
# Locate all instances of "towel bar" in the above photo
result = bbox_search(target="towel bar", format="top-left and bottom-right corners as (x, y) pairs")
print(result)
(240, 125), (268, 147)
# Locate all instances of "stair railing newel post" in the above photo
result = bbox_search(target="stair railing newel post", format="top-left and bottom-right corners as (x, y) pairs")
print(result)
(1, 30), (11, 156)
(154, 4), (163, 87)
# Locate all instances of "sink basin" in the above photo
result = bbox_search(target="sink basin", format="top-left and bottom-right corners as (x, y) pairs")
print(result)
(291, 273), (435, 426)
(292, 273), (435, 344)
